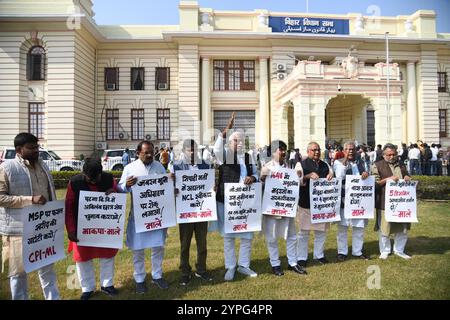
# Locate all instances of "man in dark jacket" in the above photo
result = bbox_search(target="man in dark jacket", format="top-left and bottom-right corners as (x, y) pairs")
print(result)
(296, 142), (333, 271)
(212, 112), (259, 281)
(171, 139), (213, 286)
(371, 143), (412, 260)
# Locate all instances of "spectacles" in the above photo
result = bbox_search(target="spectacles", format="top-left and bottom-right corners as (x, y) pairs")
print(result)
(310, 149), (321, 152)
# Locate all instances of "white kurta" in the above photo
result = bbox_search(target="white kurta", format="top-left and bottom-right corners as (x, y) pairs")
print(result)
(333, 160), (368, 228)
(261, 160), (301, 241)
(118, 159), (168, 250)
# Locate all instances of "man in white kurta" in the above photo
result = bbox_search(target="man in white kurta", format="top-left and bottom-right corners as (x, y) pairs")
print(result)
(261, 140), (306, 276)
(118, 141), (169, 293)
(211, 112), (259, 281)
(333, 141), (370, 262)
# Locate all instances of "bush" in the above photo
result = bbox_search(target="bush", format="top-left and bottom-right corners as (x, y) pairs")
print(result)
(412, 176), (450, 200)
(51, 170), (123, 189)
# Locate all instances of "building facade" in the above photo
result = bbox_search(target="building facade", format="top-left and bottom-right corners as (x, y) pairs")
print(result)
(0, 0), (449, 158)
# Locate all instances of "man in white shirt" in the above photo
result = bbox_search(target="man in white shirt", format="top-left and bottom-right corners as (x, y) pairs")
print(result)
(430, 144), (439, 176)
(117, 140), (170, 293)
(261, 140), (306, 276)
(407, 144), (421, 175)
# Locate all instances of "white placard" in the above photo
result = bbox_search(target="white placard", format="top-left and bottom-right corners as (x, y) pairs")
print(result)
(132, 174), (177, 233)
(344, 175), (375, 219)
(22, 200), (65, 273)
(385, 179), (418, 223)
(77, 191), (127, 249)
(224, 183), (262, 233)
(175, 169), (217, 223)
(309, 178), (342, 223)
(262, 168), (299, 218)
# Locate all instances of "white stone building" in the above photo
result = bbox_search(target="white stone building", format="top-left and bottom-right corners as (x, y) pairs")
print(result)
(0, 0), (449, 158)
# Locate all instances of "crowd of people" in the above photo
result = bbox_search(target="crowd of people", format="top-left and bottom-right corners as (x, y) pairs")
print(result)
(0, 117), (442, 300)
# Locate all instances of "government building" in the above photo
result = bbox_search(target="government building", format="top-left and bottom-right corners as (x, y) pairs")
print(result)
(0, 0), (449, 158)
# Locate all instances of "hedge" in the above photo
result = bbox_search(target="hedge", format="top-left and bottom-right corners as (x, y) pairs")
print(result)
(411, 176), (450, 201)
(51, 171), (450, 201)
(51, 171), (123, 189)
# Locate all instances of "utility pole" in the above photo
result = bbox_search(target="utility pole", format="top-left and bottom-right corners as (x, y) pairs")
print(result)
(386, 32), (390, 139)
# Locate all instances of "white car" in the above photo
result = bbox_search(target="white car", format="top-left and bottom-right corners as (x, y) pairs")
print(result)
(0, 147), (82, 171)
(101, 148), (136, 171)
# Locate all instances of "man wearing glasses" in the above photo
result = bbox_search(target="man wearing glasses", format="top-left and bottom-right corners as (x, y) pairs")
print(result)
(333, 141), (370, 262)
(371, 143), (412, 260)
(296, 142), (333, 272)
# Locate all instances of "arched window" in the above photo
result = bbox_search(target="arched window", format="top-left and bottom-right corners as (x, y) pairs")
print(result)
(27, 46), (46, 80)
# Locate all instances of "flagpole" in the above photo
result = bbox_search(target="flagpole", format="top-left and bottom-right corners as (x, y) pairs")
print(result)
(386, 32), (390, 139)
(306, 0), (309, 13)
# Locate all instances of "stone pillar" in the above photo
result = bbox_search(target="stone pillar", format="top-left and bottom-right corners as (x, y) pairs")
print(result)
(259, 57), (270, 146)
(406, 61), (418, 143)
(361, 105), (368, 144)
(293, 95), (310, 154)
(201, 56), (211, 143)
(373, 97), (389, 147)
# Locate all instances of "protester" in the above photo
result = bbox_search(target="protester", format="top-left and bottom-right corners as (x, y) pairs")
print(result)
(296, 142), (334, 272)
(261, 140), (306, 276)
(333, 141), (370, 262)
(118, 140), (170, 293)
(0, 132), (60, 300)
(65, 157), (119, 300)
(211, 112), (259, 281)
(372, 143), (412, 260)
(171, 139), (213, 286)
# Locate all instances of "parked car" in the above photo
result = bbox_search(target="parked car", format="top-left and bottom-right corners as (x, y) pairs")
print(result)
(101, 148), (136, 171)
(0, 147), (82, 171)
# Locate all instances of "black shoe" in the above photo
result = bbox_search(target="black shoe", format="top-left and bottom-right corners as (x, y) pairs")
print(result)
(353, 253), (370, 260)
(272, 266), (284, 276)
(80, 291), (94, 300)
(135, 281), (148, 294)
(288, 264), (307, 275)
(152, 277), (169, 290)
(179, 274), (191, 286)
(297, 260), (307, 267)
(337, 254), (347, 262)
(315, 257), (329, 265)
(101, 286), (118, 296)
(195, 271), (213, 282)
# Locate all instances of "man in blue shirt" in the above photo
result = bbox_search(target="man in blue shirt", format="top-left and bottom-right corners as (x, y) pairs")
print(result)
(122, 148), (130, 167)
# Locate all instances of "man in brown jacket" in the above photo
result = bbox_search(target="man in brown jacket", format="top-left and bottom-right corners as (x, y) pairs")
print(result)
(371, 143), (412, 260)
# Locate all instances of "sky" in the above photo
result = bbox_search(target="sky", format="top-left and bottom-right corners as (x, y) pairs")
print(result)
(92, 0), (450, 32)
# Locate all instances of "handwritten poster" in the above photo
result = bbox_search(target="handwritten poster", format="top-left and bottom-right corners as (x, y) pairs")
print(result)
(344, 175), (375, 219)
(175, 169), (217, 223)
(132, 174), (177, 233)
(385, 180), (418, 223)
(224, 183), (262, 233)
(22, 200), (65, 273)
(262, 168), (299, 218)
(309, 178), (341, 223)
(77, 191), (127, 249)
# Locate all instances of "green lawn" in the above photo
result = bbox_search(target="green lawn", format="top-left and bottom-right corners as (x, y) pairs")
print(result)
(1, 189), (449, 300)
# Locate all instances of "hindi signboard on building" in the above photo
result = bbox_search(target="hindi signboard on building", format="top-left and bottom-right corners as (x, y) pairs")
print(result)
(384, 180), (418, 223)
(175, 169), (217, 223)
(22, 200), (65, 273)
(344, 175), (375, 219)
(269, 17), (350, 34)
(132, 174), (177, 233)
(262, 167), (299, 218)
(224, 182), (262, 233)
(309, 178), (341, 223)
(77, 191), (127, 249)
